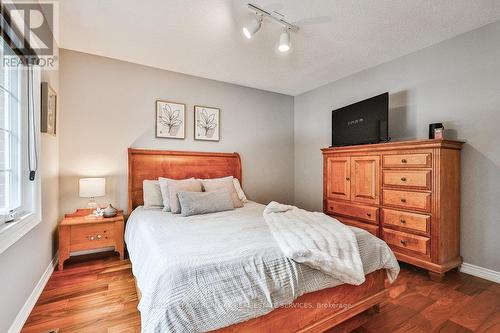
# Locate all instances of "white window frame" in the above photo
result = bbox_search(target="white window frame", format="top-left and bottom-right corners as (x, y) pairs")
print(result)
(0, 61), (42, 255)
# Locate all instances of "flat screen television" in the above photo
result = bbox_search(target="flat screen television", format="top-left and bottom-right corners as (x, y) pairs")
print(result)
(331, 92), (389, 147)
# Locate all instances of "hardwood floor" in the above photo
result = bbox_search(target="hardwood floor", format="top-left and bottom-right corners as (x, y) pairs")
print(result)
(21, 252), (140, 333)
(22, 252), (500, 332)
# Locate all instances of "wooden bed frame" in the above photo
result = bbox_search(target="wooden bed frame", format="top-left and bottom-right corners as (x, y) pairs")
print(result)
(128, 148), (388, 333)
(128, 148), (242, 212)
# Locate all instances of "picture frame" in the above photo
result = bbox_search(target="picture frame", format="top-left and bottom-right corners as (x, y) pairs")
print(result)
(156, 100), (186, 139)
(41, 82), (57, 136)
(194, 105), (220, 141)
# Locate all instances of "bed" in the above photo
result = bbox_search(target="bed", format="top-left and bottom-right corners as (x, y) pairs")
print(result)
(126, 148), (399, 332)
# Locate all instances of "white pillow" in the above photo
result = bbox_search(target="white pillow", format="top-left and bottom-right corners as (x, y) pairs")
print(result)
(158, 177), (194, 212)
(232, 178), (248, 203)
(198, 176), (248, 203)
(143, 180), (163, 208)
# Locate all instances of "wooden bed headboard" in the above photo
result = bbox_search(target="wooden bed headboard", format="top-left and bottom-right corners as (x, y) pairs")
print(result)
(128, 148), (242, 213)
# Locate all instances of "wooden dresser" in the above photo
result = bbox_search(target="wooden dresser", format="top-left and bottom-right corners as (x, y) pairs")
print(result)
(322, 139), (463, 281)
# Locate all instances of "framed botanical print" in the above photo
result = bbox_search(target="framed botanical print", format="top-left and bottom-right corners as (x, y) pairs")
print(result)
(194, 105), (220, 141)
(41, 82), (57, 136)
(156, 100), (186, 139)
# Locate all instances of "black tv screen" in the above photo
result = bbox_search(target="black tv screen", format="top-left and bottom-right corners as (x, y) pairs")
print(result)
(332, 92), (389, 147)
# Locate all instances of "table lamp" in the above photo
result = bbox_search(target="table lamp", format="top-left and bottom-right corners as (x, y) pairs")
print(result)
(79, 178), (105, 209)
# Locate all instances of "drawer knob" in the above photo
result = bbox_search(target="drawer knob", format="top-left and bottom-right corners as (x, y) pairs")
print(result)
(401, 177), (407, 181)
(346, 177), (350, 181)
(400, 219), (406, 224)
(89, 236), (95, 241)
(401, 159), (407, 163)
(400, 198), (407, 203)
(400, 240), (408, 246)
(366, 213), (371, 217)
(96, 234), (102, 240)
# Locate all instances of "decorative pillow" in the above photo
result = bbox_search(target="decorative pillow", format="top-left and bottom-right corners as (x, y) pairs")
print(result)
(201, 177), (244, 208)
(199, 176), (248, 203)
(167, 179), (202, 214)
(143, 180), (163, 208)
(177, 188), (234, 217)
(232, 178), (248, 202)
(158, 177), (194, 212)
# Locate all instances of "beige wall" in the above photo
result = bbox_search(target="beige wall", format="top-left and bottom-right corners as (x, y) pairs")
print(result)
(58, 49), (294, 215)
(294, 21), (500, 271)
(0, 55), (60, 332)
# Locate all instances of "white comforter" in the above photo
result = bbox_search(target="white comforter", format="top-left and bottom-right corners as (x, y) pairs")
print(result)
(264, 201), (366, 285)
(125, 201), (399, 333)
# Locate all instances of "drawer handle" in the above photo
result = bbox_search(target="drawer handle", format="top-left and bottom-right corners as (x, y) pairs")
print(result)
(401, 159), (407, 163)
(400, 219), (406, 224)
(366, 213), (371, 217)
(400, 240), (408, 246)
(346, 177), (350, 181)
(400, 198), (407, 203)
(401, 177), (407, 181)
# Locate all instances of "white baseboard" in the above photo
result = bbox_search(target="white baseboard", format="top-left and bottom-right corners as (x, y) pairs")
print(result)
(8, 253), (58, 333)
(460, 262), (500, 284)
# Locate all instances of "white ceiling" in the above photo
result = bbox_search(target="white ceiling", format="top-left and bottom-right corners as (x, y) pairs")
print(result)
(59, 0), (500, 96)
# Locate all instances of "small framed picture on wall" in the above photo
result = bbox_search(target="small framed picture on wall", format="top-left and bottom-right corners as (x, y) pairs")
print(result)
(41, 82), (57, 136)
(156, 100), (186, 139)
(194, 105), (220, 141)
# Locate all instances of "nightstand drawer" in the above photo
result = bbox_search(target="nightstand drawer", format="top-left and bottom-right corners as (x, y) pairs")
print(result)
(70, 222), (115, 251)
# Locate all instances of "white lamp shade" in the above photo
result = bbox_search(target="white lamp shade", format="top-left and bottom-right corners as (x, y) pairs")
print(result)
(79, 178), (106, 198)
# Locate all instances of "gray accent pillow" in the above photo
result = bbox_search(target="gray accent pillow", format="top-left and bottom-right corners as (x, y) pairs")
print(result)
(177, 188), (234, 217)
(167, 179), (203, 214)
(158, 177), (194, 212)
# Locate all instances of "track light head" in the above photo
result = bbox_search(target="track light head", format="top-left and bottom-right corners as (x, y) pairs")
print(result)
(242, 16), (262, 39)
(278, 28), (290, 52)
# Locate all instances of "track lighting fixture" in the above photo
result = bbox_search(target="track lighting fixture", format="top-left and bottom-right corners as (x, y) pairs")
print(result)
(278, 28), (290, 52)
(242, 16), (262, 39)
(243, 3), (299, 52)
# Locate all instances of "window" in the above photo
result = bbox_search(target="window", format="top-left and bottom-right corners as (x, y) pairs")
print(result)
(0, 37), (22, 215)
(0, 36), (41, 254)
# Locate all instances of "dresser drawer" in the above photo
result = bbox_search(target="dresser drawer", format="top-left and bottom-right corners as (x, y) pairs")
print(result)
(327, 200), (378, 224)
(382, 228), (430, 256)
(383, 153), (431, 168)
(383, 189), (431, 212)
(383, 170), (431, 190)
(70, 222), (115, 251)
(382, 208), (430, 234)
(336, 216), (379, 236)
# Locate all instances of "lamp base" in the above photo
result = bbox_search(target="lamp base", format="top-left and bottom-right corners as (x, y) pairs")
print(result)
(88, 197), (98, 209)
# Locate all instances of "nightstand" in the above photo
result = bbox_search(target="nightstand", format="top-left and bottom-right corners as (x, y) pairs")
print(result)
(58, 208), (124, 270)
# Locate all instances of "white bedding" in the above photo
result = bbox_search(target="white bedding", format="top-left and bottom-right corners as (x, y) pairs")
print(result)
(125, 201), (399, 333)
(264, 201), (366, 285)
